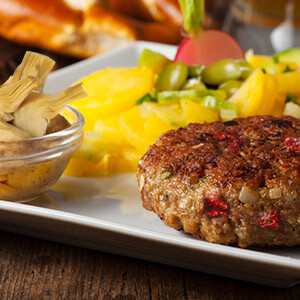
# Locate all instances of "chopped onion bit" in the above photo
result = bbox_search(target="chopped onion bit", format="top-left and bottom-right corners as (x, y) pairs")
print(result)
(269, 188), (282, 199)
(239, 187), (259, 203)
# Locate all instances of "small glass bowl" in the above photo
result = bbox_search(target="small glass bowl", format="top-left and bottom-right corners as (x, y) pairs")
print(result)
(0, 106), (84, 202)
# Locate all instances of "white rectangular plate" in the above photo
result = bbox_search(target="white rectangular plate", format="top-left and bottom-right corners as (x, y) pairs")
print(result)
(1, 42), (299, 288)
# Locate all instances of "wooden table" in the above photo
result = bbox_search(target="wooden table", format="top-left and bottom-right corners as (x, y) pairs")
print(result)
(0, 230), (299, 299)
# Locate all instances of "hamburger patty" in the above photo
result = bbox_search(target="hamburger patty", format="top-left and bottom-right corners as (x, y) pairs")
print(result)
(137, 115), (300, 247)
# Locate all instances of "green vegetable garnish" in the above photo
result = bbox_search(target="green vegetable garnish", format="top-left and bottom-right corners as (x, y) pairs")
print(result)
(220, 108), (238, 120)
(201, 59), (241, 86)
(152, 88), (158, 99)
(285, 92), (298, 104)
(181, 78), (206, 90)
(161, 171), (171, 180)
(237, 60), (253, 79)
(261, 48), (300, 74)
(199, 96), (238, 112)
(272, 56), (280, 64)
(157, 89), (237, 117)
(155, 62), (188, 92)
(199, 176), (208, 183)
(138, 49), (171, 74)
(282, 65), (293, 73)
(161, 165), (169, 172)
(136, 93), (158, 105)
(188, 64), (204, 78)
(179, 0), (204, 35)
(218, 80), (242, 97)
(157, 89), (226, 102)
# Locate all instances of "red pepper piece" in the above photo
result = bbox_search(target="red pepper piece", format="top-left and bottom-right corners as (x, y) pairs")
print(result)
(217, 133), (240, 150)
(257, 210), (280, 228)
(207, 209), (228, 217)
(206, 193), (229, 210)
(285, 136), (300, 153)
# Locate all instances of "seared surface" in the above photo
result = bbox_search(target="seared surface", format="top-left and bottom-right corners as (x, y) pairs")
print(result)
(137, 115), (300, 247)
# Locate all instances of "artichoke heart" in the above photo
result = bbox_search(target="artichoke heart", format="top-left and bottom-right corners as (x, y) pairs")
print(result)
(0, 112), (13, 123)
(11, 51), (55, 91)
(13, 83), (87, 137)
(0, 120), (31, 141)
(0, 76), (40, 114)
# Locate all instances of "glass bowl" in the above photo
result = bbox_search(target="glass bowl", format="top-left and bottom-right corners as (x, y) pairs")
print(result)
(0, 106), (84, 202)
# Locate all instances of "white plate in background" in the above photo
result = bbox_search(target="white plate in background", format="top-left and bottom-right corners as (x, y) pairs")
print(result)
(0, 42), (299, 288)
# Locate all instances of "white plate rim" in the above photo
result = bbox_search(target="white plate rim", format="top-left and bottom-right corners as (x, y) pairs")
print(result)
(0, 197), (299, 271)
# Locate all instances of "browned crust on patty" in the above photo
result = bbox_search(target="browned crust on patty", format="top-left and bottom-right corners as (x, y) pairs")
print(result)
(137, 115), (300, 247)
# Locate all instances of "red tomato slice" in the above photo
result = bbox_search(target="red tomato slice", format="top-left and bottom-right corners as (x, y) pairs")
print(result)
(174, 30), (244, 66)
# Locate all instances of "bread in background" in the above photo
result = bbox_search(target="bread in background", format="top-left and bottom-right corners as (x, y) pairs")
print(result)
(0, 0), (182, 58)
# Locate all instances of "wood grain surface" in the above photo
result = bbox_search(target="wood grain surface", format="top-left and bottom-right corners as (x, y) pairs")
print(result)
(0, 231), (299, 300)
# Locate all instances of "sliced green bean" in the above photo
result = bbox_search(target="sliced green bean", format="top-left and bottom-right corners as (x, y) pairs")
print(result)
(157, 89), (226, 102)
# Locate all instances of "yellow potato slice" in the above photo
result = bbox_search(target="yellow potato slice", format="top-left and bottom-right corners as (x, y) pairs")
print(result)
(71, 67), (154, 120)
(119, 106), (150, 152)
(94, 116), (128, 148)
(89, 148), (141, 176)
(122, 147), (144, 170)
(274, 71), (300, 95)
(274, 62), (298, 74)
(140, 102), (186, 127)
(257, 74), (278, 115)
(66, 67), (155, 176)
(249, 55), (270, 68)
(229, 69), (265, 117)
(271, 94), (286, 116)
(180, 99), (219, 124)
(143, 114), (176, 138)
(64, 158), (98, 177)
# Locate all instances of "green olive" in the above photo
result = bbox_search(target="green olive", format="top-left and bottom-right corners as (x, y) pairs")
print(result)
(201, 59), (241, 86)
(188, 64), (204, 78)
(218, 80), (243, 97)
(237, 60), (253, 80)
(181, 77), (206, 90)
(155, 62), (188, 91)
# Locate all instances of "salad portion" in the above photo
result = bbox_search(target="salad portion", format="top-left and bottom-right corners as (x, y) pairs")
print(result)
(66, 0), (300, 177)
(66, 46), (300, 177)
(137, 49), (251, 121)
(138, 46), (300, 120)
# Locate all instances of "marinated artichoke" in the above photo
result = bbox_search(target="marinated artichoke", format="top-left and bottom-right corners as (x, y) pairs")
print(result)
(0, 51), (86, 202)
(14, 84), (85, 137)
(0, 119), (31, 141)
(0, 51), (86, 140)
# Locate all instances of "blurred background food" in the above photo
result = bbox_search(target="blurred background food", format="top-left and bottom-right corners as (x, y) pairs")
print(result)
(224, 0), (300, 54)
(0, 0), (221, 83)
(0, 0), (183, 57)
(0, 0), (299, 84)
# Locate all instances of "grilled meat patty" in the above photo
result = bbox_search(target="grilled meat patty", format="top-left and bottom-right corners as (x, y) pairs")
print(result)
(137, 115), (300, 247)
